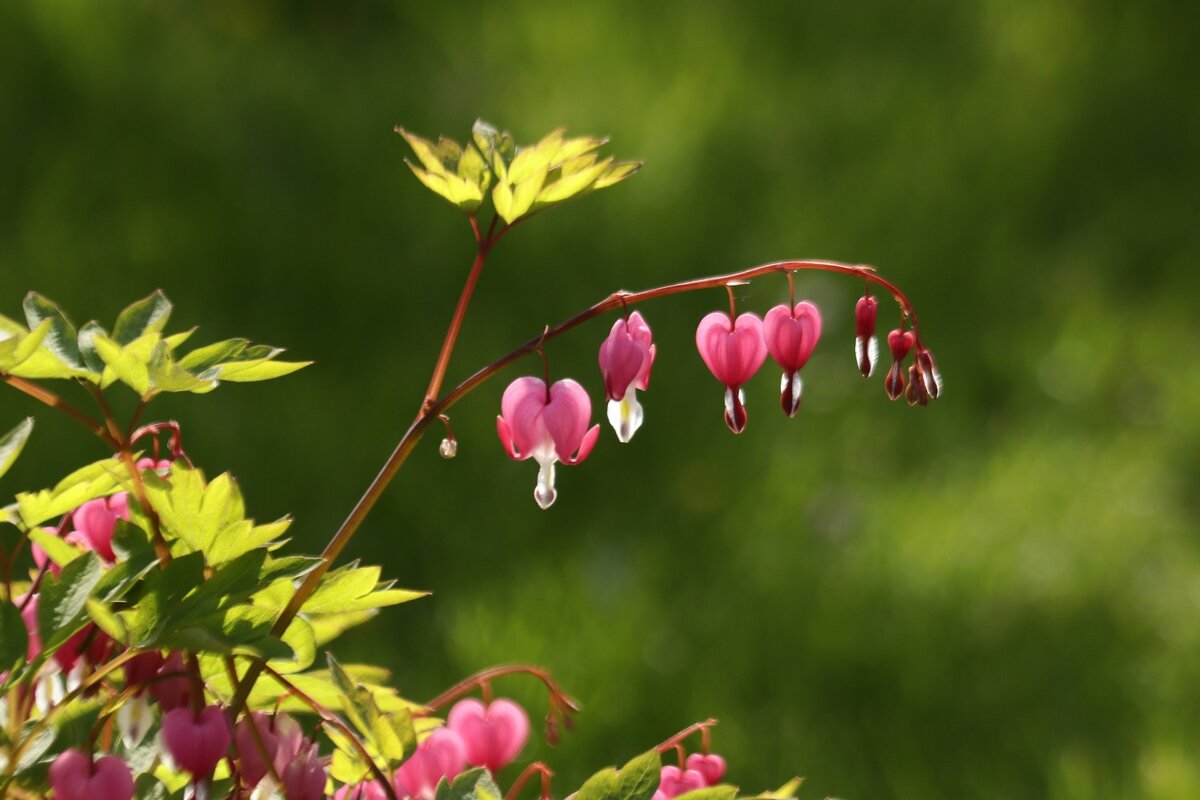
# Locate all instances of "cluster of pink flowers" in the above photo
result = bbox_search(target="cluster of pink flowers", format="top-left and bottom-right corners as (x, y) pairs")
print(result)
(499, 292), (937, 508)
(653, 752), (727, 800)
(48, 696), (530, 800)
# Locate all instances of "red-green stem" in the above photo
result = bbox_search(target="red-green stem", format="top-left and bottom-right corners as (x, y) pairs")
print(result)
(1, 374), (117, 448)
(505, 762), (554, 800)
(421, 218), (496, 412)
(656, 719), (718, 754)
(232, 259), (919, 715)
(420, 664), (580, 716)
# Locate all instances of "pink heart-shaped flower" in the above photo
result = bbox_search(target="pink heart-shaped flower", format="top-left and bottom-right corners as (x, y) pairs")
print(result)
(49, 750), (134, 800)
(658, 765), (706, 799)
(394, 727), (467, 800)
(763, 302), (822, 372)
(162, 705), (231, 778)
(685, 753), (727, 786)
(447, 697), (531, 772)
(695, 312), (767, 389)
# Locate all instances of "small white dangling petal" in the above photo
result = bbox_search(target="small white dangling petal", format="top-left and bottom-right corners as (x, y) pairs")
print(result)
(118, 693), (155, 748)
(534, 460), (557, 509)
(607, 387), (644, 443)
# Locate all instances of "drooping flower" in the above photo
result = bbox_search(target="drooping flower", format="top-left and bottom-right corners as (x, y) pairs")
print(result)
(49, 750), (134, 800)
(695, 311), (768, 433)
(916, 347), (943, 400)
(684, 753), (727, 786)
(161, 705), (231, 779)
(448, 697), (530, 773)
(72, 492), (130, 562)
(148, 651), (191, 711)
(854, 294), (879, 377)
(280, 738), (327, 800)
(394, 728), (468, 800)
(234, 711), (305, 788)
(598, 311), (656, 443)
(653, 765), (706, 800)
(763, 301), (822, 417)
(884, 329), (915, 400)
(496, 377), (600, 509)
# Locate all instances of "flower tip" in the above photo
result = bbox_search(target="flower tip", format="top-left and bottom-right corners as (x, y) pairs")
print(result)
(723, 387), (748, 434)
(779, 371), (803, 417)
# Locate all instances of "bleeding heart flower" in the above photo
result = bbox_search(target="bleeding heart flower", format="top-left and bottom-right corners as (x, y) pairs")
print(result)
(916, 347), (942, 400)
(72, 493), (130, 562)
(148, 651), (191, 711)
(235, 711), (306, 789)
(280, 738), (327, 800)
(49, 750), (134, 800)
(161, 705), (231, 779)
(497, 377), (600, 509)
(394, 728), (467, 800)
(763, 301), (822, 417)
(884, 328), (915, 401)
(598, 311), (656, 443)
(695, 311), (768, 433)
(854, 294), (879, 377)
(336, 782), (390, 800)
(447, 697), (530, 772)
(685, 753), (727, 786)
(656, 765), (706, 799)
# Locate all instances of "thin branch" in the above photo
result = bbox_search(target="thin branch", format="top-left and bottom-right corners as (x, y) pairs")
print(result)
(421, 664), (579, 716)
(2, 373), (117, 448)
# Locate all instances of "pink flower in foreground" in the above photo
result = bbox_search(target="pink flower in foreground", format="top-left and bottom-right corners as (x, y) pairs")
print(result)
(335, 782), (390, 800)
(654, 765), (706, 800)
(394, 728), (467, 800)
(685, 753), (727, 786)
(234, 711), (305, 788)
(280, 738), (326, 800)
(161, 705), (231, 779)
(49, 750), (134, 800)
(695, 311), (768, 434)
(598, 311), (656, 443)
(448, 697), (530, 772)
(72, 492), (130, 562)
(148, 651), (191, 711)
(854, 294), (879, 378)
(497, 377), (600, 509)
(763, 301), (822, 417)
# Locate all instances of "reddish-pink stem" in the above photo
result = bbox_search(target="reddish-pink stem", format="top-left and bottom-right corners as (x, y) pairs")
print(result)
(421, 664), (579, 716)
(506, 762), (554, 800)
(656, 719), (719, 754)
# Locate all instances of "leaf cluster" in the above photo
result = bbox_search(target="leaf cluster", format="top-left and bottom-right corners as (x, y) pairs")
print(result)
(398, 120), (640, 223)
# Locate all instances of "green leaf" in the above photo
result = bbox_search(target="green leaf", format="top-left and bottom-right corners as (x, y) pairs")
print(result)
(28, 528), (84, 566)
(272, 616), (317, 674)
(591, 161), (642, 191)
(36, 551), (103, 655)
(0, 601), (27, 674)
(676, 789), (738, 800)
(16, 457), (129, 528)
(742, 778), (803, 800)
(0, 416), (33, 480)
(437, 768), (502, 800)
(302, 564), (429, 614)
(147, 341), (218, 393)
(577, 750), (662, 800)
(176, 338), (248, 372)
(144, 465), (247, 555)
(86, 597), (127, 642)
(94, 333), (152, 395)
(76, 320), (108, 374)
(0, 316), (51, 373)
(114, 290), (173, 346)
(127, 551), (206, 645)
(20, 292), (87, 374)
(215, 357), (311, 382)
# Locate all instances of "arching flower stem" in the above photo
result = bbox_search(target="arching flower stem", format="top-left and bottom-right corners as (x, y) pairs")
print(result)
(230, 259), (922, 715)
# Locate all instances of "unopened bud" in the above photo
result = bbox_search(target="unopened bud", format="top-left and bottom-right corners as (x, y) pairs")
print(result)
(885, 362), (905, 400)
(439, 437), (458, 459)
(854, 295), (880, 377)
(917, 348), (942, 399)
(906, 363), (929, 406)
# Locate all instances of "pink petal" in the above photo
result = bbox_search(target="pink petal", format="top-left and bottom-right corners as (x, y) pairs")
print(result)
(696, 312), (767, 388)
(91, 755), (136, 800)
(599, 319), (648, 401)
(543, 379), (593, 461)
(500, 377), (552, 460)
(487, 699), (530, 768)
(685, 753), (726, 786)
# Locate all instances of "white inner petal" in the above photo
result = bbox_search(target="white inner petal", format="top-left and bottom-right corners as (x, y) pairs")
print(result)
(534, 459), (557, 509)
(607, 387), (644, 443)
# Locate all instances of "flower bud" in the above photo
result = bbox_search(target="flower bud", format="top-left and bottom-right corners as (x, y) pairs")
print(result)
(854, 295), (879, 377)
(916, 347), (942, 399)
(906, 363), (930, 407)
(884, 362), (905, 400)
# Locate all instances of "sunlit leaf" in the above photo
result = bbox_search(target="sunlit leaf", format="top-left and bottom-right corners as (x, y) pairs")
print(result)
(0, 416), (33, 480)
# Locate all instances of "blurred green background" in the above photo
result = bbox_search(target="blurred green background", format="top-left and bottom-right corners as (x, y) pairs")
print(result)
(3, 1), (1198, 797)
